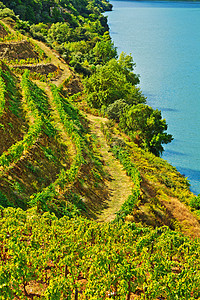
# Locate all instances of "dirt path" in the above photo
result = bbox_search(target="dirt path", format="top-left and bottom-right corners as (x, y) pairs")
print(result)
(29, 39), (71, 87)
(87, 114), (133, 222)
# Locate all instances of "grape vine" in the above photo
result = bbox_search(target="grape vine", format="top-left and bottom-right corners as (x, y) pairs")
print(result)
(0, 207), (199, 299)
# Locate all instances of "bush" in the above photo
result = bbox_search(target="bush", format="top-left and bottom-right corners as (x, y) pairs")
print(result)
(30, 23), (48, 41)
(190, 195), (200, 210)
(15, 19), (30, 33)
(106, 99), (128, 121)
(119, 104), (173, 156)
(84, 58), (146, 108)
(0, 8), (16, 20)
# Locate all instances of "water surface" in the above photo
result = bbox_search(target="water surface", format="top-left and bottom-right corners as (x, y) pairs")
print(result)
(105, 0), (200, 194)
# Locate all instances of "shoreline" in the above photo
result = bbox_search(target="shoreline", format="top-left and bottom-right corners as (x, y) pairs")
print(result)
(105, 0), (200, 196)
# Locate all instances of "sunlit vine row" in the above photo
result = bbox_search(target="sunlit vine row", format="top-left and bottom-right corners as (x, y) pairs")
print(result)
(0, 31), (23, 42)
(0, 70), (43, 173)
(0, 69), (6, 117)
(29, 85), (85, 215)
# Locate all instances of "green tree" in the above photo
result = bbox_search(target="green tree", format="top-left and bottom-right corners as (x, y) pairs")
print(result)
(30, 23), (48, 41)
(84, 58), (146, 108)
(93, 39), (117, 64)
(0, 7), (16, 19)
(47, 22), (71, 44)
(106, 99), (127, 121)
(190, 195), (200, 210)
(119, 104), (173, 156)
(118, 51), (140, 85)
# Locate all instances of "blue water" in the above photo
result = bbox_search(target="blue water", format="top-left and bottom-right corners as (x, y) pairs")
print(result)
(105, 1), (200, 194)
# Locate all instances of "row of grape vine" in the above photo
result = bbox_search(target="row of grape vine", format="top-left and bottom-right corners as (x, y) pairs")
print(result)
(0, 207), (199, 299)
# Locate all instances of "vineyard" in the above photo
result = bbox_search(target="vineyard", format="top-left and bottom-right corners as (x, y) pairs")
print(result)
(0, 4), (200, 299)
(0, 62), (104, 216)
(0, 207), (200, 299)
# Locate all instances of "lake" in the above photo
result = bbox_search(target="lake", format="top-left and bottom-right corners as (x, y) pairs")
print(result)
(105, 0), (200, 194)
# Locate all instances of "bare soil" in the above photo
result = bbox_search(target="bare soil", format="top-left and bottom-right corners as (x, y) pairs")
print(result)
(12, 63), (58, 75)
(0, 40), (39, 60)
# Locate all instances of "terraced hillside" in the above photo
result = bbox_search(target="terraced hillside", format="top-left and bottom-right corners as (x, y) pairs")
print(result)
(0, 22), (106, 217)
(0, 20), (199, 235)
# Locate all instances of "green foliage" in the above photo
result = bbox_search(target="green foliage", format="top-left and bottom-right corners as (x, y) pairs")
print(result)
(111, 146), (141, 220)
(30, 22), (48, 41)
(0, 7), (16, 20)
(106, 99), (128, 121)
(119, 104), (173, 156)
(0, 70), (57, 176)
(84, 58), (146, 108)
(0, 0), (112, 75)
(190, 195), (200, 210)
(14, 19), (30, 33)
(0, 3), (196, 299)
(93, 39), (117, 64)
(0, 67), (21, 116)
(22, 70), (56, 136)
(0, 2), (5, 9)
(0, 191), (11, 207)
(47, 22), (72, 45)
(1, 0), (111, 24)
(0, 71), (43, 172)
(118, 51), (140, 85)
(0, 208), (200, 299)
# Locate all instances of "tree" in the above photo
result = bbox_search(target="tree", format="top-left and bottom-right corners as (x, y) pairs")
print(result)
(0, 7), (16, 19)
(118, 51), (140, 85)
(30, 23), (48, 41)
(106, 99), (127, 121)
(119, 104), (173, 156)
(47, 22), (72, 44)
(93, 39), (117, 64)
(84, 58), (146, 108)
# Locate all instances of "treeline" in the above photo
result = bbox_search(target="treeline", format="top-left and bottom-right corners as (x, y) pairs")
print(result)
(0, 0), (112, 74)
(0, 0), (112, 24)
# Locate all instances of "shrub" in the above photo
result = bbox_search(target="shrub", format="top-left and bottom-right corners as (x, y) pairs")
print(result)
(190, 195), (200, 210)
(0, 8), (16, 20)
(106, 99), (128, 121)
(119, 104), (173, 156)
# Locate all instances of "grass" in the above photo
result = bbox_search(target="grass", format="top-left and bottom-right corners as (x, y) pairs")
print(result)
(87, 114), (133, 222)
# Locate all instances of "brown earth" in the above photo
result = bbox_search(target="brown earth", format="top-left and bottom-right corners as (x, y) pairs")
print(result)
(0, 40), (39, 60)
(12, 63), (59, 76)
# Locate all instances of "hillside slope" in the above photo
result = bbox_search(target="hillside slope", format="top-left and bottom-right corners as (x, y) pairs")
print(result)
(0, 20), (199, 237)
